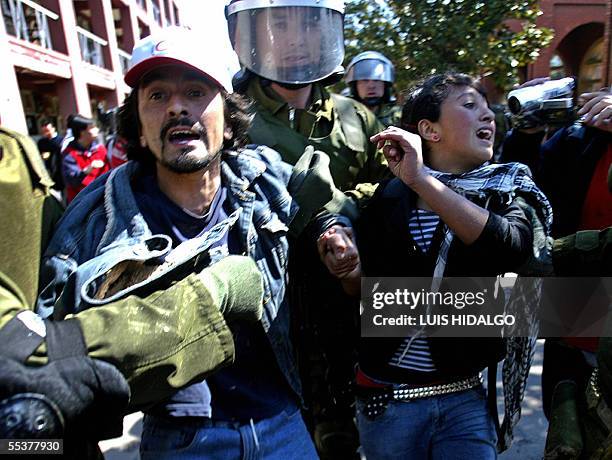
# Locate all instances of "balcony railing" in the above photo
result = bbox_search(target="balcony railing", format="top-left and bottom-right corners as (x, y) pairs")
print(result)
(118, 48), (131, 74)
(76, 26), (107, 68)
(151, 2), (161, 25)
(2, 0), (58, 50)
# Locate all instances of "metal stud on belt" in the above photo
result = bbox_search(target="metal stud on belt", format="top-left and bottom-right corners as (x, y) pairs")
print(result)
(361, 375), (483, 420)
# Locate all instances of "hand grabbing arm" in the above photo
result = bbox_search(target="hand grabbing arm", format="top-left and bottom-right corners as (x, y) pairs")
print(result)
(317, 225), (361, 297)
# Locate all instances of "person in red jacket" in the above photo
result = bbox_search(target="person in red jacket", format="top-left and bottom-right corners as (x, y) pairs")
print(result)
(62, 115), (110, 202)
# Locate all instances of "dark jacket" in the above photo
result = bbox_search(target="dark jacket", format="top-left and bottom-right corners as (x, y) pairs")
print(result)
(502, 125), (612, 238)
(37, 134), (65, 191)
(356, 178), (533, 383)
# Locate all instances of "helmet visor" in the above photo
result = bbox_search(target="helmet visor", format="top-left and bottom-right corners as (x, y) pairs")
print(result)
(230, 6), (344, 84)
(346, 59), (394, 83)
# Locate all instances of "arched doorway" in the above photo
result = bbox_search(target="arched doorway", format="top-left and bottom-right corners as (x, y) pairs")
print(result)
(578, 38), (604, 94)
(554, 22), (604, 92)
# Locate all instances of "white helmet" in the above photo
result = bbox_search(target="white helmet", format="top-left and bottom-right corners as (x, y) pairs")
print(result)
(345, 51), (395, 84)
(227, 0), (345, 85)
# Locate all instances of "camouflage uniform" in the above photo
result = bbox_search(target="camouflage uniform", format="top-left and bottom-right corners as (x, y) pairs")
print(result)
(544, 166), (612, 459)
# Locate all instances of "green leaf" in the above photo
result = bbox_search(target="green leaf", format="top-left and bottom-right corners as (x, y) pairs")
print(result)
(343, 0), (554, 92)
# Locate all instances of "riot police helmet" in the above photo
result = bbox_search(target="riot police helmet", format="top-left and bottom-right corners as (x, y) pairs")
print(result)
(345, 51), (395, 84)
(345, 51), (395, 105)
(227, 0), (345, 85)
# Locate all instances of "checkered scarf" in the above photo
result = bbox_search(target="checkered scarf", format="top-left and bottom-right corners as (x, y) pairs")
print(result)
(397, 162), (551, 451)
(425, 161), (552, 285)
(425, 161), (551, 452)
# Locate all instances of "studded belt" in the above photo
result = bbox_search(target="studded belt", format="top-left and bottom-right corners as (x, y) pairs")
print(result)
(358, 374), (483, 419)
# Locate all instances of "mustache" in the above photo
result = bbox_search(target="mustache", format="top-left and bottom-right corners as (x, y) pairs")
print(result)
(160, 117), (208, 144)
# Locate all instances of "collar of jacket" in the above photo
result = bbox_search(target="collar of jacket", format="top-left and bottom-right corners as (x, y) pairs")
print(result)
(248, 76), (334, 123)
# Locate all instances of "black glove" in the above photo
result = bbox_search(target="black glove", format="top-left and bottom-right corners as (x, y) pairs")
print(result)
(0, 317), (130, 442)
(0, 355), (129, 441)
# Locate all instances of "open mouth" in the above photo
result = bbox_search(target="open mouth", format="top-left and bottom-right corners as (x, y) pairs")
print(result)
(476, 128), (493, 141)
(167, 128), (200, 145)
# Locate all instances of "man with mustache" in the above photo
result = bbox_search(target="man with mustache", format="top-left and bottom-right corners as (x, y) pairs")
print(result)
(0, 120), (263, 458)
(37, 26), (338, 459)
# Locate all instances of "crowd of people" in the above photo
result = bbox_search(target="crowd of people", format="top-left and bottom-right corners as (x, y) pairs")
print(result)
(0, 0), (611, 459)
(35, 114), (127, 204)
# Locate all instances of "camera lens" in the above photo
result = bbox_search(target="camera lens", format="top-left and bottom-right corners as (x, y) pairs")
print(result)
(508, 97), (521, 114)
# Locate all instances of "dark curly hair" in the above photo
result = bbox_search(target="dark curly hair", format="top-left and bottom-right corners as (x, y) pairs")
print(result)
(401, 72), (487, 133)
(117, 86), (253, 166)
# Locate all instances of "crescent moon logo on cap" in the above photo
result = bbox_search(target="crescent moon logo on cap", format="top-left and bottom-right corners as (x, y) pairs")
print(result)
(155, 40), (169, 52)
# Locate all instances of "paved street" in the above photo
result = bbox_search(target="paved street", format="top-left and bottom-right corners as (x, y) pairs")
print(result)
(100, 341), (548, 459)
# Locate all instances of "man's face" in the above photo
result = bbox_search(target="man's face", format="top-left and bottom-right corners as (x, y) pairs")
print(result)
(137, 65), (226, 174)
(255, 7), (322, 72)
(356, 80), (385, 100)
(40, 123), (56, 139)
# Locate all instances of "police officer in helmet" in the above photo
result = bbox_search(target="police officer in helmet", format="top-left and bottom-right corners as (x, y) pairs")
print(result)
(345, 50), (402, 127)
(226, 0), (388, 190)
(227, 2), (389, 459)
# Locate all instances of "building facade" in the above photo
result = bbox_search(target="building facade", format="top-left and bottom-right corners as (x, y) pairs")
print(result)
(527, 0), (612, 93)
(0, 0), (182, 134)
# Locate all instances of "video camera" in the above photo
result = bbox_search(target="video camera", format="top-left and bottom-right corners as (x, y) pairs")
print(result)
(506, 77), (576, 129)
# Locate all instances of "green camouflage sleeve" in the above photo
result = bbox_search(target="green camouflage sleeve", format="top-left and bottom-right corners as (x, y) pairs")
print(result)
(72, 272), (235, 409)
(552, 228), (612, 276)
(20, 272), (235, 409)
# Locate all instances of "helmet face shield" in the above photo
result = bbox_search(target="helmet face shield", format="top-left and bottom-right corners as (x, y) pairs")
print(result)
(345, 51), (395, 84)
(229, 6), (344, 84)
(348, 59), (394, 83)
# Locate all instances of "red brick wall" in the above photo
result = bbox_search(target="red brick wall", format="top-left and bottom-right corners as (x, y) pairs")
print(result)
(528, 0), (609, 84)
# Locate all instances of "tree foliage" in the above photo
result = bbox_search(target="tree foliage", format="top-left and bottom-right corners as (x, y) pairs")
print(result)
(344, 0), (554, 94)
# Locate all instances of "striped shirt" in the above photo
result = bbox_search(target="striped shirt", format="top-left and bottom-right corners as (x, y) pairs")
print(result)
(408, 208), (440, 252)
(389, 337), (436, 372)
(388, 209), (440, 372)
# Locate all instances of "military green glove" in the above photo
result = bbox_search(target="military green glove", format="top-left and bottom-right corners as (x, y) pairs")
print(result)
(288, 146), (335, 235)
(552, 228), (612, 276)
(65, 256), (262, 410)
(288, 146), (362, 234)
(199, 255), (264, 322)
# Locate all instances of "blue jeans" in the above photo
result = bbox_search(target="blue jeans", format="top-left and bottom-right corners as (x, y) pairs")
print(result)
(356, 386), (497, 460)
(140, 406), (319, 460)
